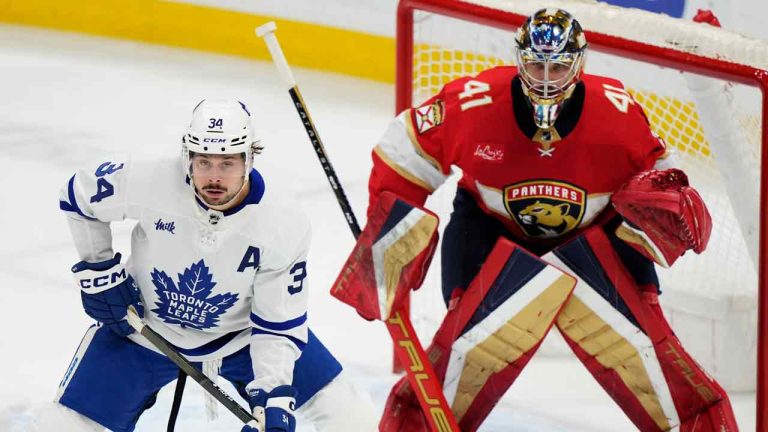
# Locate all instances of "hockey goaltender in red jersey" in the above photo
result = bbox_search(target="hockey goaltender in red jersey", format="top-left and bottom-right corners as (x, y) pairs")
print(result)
(353, 8), (739, 432)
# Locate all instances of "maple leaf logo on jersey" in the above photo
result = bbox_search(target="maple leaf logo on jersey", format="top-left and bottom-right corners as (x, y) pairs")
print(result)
(504, 180), (586, 238)
(151, 260), (239, 330)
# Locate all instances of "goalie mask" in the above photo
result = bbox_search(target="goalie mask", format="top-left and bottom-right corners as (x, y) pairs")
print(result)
(515, 8), (587, 129)
(181, 99), (262, 207)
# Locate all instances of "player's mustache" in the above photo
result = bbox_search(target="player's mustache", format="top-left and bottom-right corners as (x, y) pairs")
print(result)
(203, 185), (227, 191)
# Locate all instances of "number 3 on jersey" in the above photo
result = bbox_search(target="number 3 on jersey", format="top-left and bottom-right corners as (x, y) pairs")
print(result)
(287, 261), (307, 295)
(90, 161), (124, 203)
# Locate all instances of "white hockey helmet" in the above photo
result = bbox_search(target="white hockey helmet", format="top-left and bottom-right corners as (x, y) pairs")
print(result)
(181, 99), (262, 180)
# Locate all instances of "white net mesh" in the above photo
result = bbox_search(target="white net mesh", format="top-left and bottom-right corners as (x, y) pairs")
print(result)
(404, 0), (765, 392)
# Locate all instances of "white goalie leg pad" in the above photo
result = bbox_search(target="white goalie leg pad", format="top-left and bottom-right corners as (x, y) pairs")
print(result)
(1, 402), (104, 432)
(298, 371), (379, 432)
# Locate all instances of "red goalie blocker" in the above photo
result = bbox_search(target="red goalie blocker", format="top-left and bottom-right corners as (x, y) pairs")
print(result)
(331, 191), (440, 321)
(612, 168), (712, 268)
(331, 192), (459, 431)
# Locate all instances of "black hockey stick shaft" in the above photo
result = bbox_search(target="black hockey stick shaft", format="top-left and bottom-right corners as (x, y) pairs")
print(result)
(126, 307), (258, 426)
(256, 22), (361, 239)
(166, 370), (186, 432)
(289, 86), (362, 238)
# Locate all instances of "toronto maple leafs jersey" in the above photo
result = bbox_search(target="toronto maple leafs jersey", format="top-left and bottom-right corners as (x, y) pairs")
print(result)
(369, 66), (675, 251)
(59, 156), (310, 390)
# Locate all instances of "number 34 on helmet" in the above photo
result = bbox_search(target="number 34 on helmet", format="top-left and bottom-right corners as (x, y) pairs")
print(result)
(181, 99), (263, 180)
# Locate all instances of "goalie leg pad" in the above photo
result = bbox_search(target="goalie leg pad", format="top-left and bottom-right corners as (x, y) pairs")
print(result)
(679, 398), (738, 432)
(548, 226), (737, 432)
(441, 243), (576, 430)
(380, 237), (577, 431)
(378, 376), (431, 432)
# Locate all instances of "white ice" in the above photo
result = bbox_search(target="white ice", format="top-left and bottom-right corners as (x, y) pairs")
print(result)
(0, 25), (757, 431)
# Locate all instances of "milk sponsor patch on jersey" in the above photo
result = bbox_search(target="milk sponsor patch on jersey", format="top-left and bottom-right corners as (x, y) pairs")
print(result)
(151, 259), (239, 329)
(414, 99), (445, 134)
(503, 180), (586, 238)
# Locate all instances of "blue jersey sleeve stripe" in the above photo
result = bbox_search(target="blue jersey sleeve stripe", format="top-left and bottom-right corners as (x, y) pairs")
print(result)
(251, 328), (307, 350)
(59, 175), (96, 221)
(250, 312), (307, 332)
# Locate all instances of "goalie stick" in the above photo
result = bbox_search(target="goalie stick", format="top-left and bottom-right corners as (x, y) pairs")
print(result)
(256, 22), (459, 432)
(125, 306), (261, 430)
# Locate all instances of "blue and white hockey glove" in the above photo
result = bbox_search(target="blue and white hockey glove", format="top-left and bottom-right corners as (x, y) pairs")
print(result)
(241, 385), (297, 432)
(72, 253), (143, 336)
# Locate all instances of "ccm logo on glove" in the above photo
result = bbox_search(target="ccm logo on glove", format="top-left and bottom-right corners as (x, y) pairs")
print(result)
(76, 269), (128, 292)
(72, 253), (130, 294)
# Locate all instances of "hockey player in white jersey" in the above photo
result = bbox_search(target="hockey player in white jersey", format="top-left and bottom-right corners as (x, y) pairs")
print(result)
(38, 99), (378, 432)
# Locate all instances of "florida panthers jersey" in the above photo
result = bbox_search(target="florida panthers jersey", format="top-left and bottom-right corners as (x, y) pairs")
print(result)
(59, 157), (310, 390)
(369, 66), (672, 250)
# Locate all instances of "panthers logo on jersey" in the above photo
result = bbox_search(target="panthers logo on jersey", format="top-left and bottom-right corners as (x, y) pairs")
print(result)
(504, 180), (586, 238)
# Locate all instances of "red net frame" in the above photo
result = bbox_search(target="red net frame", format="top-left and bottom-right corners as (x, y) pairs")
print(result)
(395, 0), (768, 430)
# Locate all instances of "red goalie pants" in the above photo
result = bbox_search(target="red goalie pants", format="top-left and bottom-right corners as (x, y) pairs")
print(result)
(385, 190), (737, 431)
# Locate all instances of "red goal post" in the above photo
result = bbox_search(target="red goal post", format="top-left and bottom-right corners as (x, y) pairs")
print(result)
(395, 0), (768, 430)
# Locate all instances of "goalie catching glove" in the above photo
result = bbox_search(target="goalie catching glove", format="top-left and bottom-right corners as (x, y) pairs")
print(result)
(612, 168), (712, 267)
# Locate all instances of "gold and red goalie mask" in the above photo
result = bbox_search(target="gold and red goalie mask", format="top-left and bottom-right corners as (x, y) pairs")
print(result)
(515, 8), (588, 129)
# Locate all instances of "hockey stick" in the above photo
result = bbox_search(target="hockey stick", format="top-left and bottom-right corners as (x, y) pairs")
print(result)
(254, 21), (361, 239)
(125, 306), (261, 429)
(256, 22), (459, 432)
(166, 370), (186, 432)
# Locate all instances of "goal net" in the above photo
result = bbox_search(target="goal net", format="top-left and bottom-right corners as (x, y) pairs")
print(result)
(396, 0), (768, 403)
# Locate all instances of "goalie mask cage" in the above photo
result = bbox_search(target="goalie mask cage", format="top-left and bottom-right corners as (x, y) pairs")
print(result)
(395, 0), (768, 430)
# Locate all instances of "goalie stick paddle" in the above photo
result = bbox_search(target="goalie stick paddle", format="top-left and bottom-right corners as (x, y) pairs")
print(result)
(125, 307), (261, 429)
(256, 22), (459, 432)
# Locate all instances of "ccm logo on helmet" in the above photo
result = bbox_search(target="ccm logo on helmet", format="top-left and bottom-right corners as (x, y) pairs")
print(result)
(79, 269), (127, 290)
(203, 138), (227, 143)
